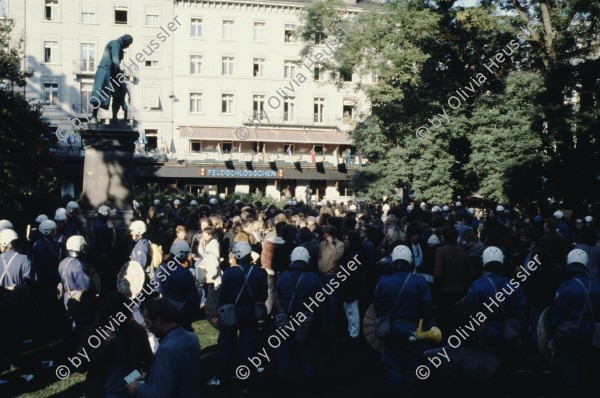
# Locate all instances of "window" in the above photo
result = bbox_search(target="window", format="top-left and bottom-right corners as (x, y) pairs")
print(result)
(253, 22), (266, 41)
(144, 86), (160, 109)
(79, 84), (92, 114)
(283, 97), (295, 121)
(284, 24), (295, 43)
(145, 129), (158, 150)
(80, 2), (96, 23)
(222, 56), (234, 76)
(314, 145), (324, 155)
(145, 60), (159, 68)
(191, 18), (203, 37)
(341, 69), (353, 82)
(190, 141), (202, 153)
(252, 142), (265, 153)
(221, 94), (234, 114)
(43, 41), (59, 63)
(314, 66), (325, 81)
(145, 14), (159, 27)
(343, 104), (354, 119)
(80, 43), (95, 72)
(189, 92), (202, 113)
(314, 97), (325, 122)
(253, 95), (265, 118)
(284, 144), (294, 154)
(222, 142), (233, 153)
(45, 0), (60, 21)
(222, 20), (234, 40)
(253, 58), (264, 77)
(284, 60), (296, 78)
(315, 32), (325, 45)
(0, 0), (5, 18)
(43, 82), (59, 105)
(114, 6), (128, 24)
(190, 55), (202, 75)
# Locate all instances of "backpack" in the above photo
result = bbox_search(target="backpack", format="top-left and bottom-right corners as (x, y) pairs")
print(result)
(150, 242), (163, 272)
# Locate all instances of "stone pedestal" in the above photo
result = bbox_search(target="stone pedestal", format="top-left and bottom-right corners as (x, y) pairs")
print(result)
(79, 123), (137, 229)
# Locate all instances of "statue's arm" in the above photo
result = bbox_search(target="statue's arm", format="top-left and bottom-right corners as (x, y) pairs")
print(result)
(111, 42), (122, 73)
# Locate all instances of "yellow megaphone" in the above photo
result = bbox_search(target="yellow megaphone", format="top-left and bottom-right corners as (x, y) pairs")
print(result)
(408, 319), (442, 344)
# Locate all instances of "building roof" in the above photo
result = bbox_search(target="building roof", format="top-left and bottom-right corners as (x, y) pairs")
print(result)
(180, 126), (353, 145)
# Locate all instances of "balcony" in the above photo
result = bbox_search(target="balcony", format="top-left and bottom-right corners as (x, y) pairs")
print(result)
(73, 60), (95, 75)
(242, 111), (340, 128)
(71, 103), (139, 124)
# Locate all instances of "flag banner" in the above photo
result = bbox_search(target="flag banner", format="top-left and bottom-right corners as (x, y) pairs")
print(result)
(286, 146), (292, 162)
(311, 146), (316, 165)
(216, 143), (222, 161)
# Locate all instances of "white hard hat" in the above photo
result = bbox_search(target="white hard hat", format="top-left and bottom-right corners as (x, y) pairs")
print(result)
(209, 198), (218, 205)
(407, 205), (414, 212)
(170, 241), (191, 259)
(442, 205), (449, 212)
(153, 199), (160, 205)
(0, 219), (13, 231)
(420, 202), (428, 210)
(291, 247), (310, 264)
(455, 201), (462, 207)
(585, 216), (593, 223)
(567, 249), (588, 267)
(98, 205), (111, 216)
(234, 199), (242, 205)
(36, 214), (49, 223)
(66, 235), (87, 253)
(66, 201), (80, 212)
(133, 200), (140, 209)
(231, 241), (252, 259)
(349, 204), (357, 211)
(496, 205), (505, 213)
(382, 204), (390, 211)
(391, 245), (412, 263)
(173, 199), (181, 205)
(432, 205), (441, 213)
(427, 234), (441, 245)
(129, 220), (147, 235)
(467, 208), (476, 215)
(55, 208), (68, 217)
(0, 229), (18, 246)
(482, 246), (504, 266)
(190, 200), (198, 206)
(553, 210), (564, 219)
(54, 213), (67, 222)
(39, 220), (57, 235)
(286, 200), (294, 206)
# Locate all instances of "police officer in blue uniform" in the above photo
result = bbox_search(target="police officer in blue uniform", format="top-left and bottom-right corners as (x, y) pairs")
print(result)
(90, 205), (115, 290)
(0, 229), (36, 368)
(208, 241), (267, 387)
(275, 247), (323, 384)
(32, 220), (61, 319)
(467, 246), (526, 395)
(58, 235), (99, 354)
(65, 201), (83, 238)
(374, 245), (433, 398)
(153, 241), (199, 331)
(550, 249), (600, 397)
(129, 220), (151, 273)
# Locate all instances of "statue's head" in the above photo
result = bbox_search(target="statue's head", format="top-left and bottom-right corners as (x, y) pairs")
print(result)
(119, 34), (134, 48)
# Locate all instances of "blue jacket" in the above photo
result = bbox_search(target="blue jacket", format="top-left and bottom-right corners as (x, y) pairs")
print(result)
(551, 273), (600, 338)
(154, 259), (199, 311)
(130, 238), (151, 269)
(374, 271), (433, 332)
(57, 257), (95, 304)
(0, 250), (35, 288)
(90, 218), (112, 255)
(137, 326), (202, 398)
(32, 237), (60, 285)
(219, 263), (267, 321)
(467, 272), (526, 339)
(277, 264), (323, 314)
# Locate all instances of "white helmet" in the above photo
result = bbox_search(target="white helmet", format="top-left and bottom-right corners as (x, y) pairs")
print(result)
(54, 213), (67, 222)
(496, 205), (505, 213)
(133, 200), (140, 209)
(231, 241), (252, 259)
(66, 201), (80, 212)
(382, 204), (390, 211)
(349, 204), (357, 211)
(170, 241), (191, 259)
(455, 201), (462, 207)
(420, 202), (428, 210)
(153, 199), (160, 206)
(431, 205), (441, 213)
(391, 245), (412, 263)
(482, 246), (504, 266)
(55, 208), (68, 217)
(567, 249), (588, 267)
(173, 199), (181, 205)
(190, 200), (198, 206)
(467, 208), (476, 215)
(442, 205), (449, 212)
(291, 247), (310, 264)
(36, 214), (49, 223)
(407, 205), (414, 212)
(129, 220), (147, 235)
(66, 235), (87, 253)
(286, 200), (294, 206)
(0, 219), (13, 231)
(585, 215), (593, 223)
(39, 220), (57, 235)
(234, 199), (242, 205)
(553, 210), (564, 219)
(0, 229), (18, 246)
(427, 234), (441, 245)
(209, 198), (218, 205)
(98, 205), (111, 216)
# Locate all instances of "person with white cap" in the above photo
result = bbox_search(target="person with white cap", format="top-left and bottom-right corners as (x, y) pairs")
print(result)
(209, 241), (267, 388)
(28, 214), (49, 248)
(89, 205), (115, 290)
(54, 210), (69, 259)
(129, 220), (151, 272)
(32, 220), (61, 319)
(0, 220), (13, 233)
(189, 199), (198, 207)
(549, 249), (600, 396)
(553, 210), (570, 239)
(65, 201), (83, 238)
(374, 244), (433, 397)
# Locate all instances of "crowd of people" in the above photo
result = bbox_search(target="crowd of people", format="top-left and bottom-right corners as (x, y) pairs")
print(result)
(0, 197), (599, 397)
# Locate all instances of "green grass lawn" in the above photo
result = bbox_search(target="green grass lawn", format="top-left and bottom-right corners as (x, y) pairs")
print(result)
(13, 320), (218, 398)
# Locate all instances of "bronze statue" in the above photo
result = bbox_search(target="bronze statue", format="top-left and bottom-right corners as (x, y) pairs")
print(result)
(89, 35), (133, 124)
